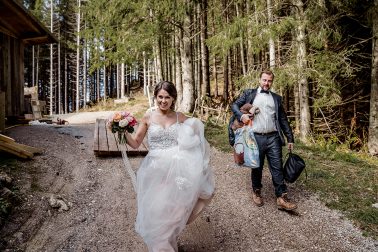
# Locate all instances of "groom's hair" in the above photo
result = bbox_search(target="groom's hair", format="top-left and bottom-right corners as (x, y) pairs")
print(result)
(260, 69), (274, 79)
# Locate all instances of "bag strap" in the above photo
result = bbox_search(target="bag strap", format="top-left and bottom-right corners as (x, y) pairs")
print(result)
(234, 142), (244, 150)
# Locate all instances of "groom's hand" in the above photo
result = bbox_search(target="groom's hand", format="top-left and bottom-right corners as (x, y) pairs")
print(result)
(241, 114), (251, 124)
(288, 143), (294, 151)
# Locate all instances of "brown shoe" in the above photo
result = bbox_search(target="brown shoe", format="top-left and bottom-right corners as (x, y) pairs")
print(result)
(252, 189), (264, 207)
(277, 193), (297, 210)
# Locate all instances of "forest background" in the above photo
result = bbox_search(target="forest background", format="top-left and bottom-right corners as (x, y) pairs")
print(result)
(22, 0), (377, 154)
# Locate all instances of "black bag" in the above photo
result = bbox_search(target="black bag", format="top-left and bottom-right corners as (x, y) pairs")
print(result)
(283, 151), (306, 183)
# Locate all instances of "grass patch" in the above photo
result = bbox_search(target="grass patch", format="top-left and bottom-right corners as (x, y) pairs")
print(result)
(292, 142), (378, 239)
(80, 92), (150, 123)
(81, 91), (149, 114)
(204, 120), (232, 152)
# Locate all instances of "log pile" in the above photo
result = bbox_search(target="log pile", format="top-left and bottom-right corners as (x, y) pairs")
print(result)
(0, 134), (42, 159)
(24, 86), (46, 120)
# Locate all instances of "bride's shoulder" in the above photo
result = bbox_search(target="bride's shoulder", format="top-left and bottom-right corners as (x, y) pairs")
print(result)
(176, 111), (188, 123)
(140, 111), (152, 125)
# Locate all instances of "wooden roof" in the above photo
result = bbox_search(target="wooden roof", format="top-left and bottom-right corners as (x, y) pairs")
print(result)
(0, 0), (57, 45)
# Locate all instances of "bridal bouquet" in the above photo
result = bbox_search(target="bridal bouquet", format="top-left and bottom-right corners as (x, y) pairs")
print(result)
(107, 111), (138, 144)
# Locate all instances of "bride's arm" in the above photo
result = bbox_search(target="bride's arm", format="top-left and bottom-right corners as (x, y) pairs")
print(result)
(125, 112), (149, 149)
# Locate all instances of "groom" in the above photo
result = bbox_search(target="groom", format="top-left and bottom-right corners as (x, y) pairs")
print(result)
(229, 69), (297, 210)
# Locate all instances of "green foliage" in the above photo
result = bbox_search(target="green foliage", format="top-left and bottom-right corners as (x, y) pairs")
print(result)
(81, 0), (191, 73)
(204, 120), (231, 153)
(292, 142), (378, 239)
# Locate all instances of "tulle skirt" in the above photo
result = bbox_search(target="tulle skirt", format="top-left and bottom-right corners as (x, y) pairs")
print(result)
(135, 118), (214, 252)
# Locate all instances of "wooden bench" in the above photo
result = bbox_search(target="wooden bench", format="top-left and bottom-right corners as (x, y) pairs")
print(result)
(93, 118), (148, 157)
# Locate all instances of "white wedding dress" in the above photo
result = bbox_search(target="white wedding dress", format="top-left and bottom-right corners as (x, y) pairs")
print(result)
(135, 112), (214, 252)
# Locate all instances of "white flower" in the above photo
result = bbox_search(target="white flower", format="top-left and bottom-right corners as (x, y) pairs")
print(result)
(119, 119), (129, 128)
(125, 116), (133, 123)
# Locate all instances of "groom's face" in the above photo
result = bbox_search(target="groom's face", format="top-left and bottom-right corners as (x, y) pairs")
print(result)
(259, 73), (274, 91)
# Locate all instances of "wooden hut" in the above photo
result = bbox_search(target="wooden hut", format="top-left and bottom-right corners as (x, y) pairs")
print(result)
(0, 0), (56, 133)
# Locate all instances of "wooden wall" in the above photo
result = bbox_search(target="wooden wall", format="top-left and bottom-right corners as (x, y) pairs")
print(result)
(0, 32), (25, 132)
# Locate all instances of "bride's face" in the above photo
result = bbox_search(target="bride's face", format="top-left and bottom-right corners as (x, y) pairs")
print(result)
(156, 89), (174, 111)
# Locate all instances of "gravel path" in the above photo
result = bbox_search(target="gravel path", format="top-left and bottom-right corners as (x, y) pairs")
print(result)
(0, 111), (377, 251)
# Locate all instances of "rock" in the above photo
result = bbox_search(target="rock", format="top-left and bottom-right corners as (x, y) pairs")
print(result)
(48, 195), (71, 212)
(12, 232), (24, 243)
(114, 98), (129, 104)
(0, 172), (12, 186)
(0, 187), (14, 200)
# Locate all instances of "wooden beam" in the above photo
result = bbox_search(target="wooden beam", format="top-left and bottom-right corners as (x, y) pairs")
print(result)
(0, 133), (42, 158)
(0, 134), (15, 142)
(0, 140), (34, 159)
(0, 91), (4, 133)
(93, 119), (148, 157)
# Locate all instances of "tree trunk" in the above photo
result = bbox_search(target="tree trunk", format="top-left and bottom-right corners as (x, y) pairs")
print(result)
(32, 46), (35, 86)
(200, 0), (210, 97)
(294, 0), (310, 142)
(96, 68), (100, 103)
(58, 32), (61, 114)
(222, 0), (229, 101)
(50, 0), (54, 115)
(211, 10), (218, 97)
(64, 51), (67, 114)
(121, 62), (125, 98)
(143, 51), (147, 96)
(154, 42), (163, 82)
(103, 65), (106, 101)
(368, 0), (378, 155)
(147, 59), (153, 108)
(223, 56), (229, 101)
(36, 45), (39, 90)
(194, 6), (201, 100)
(214, 56), (218, 97)
(235, 3), (246, 76)
(246, 1), (255, 70)
(116, 63), (120, 98)
(76, 0), (81, 112)
(294, 83), (300, 135)
(83, 37), (87, 109)
(175, 28), (183, 107)
(267, 0), (275, 69)
(126, 64), (129, 96)
(180, 2), (195, 112)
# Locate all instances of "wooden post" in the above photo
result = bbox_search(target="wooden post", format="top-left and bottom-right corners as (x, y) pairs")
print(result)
(0, 91), (5, 132)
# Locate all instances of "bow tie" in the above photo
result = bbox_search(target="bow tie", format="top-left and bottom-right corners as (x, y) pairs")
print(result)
(260, 90), (270, 94)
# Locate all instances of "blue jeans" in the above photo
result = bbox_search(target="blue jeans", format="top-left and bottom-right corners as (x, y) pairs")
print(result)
(251, 132), (287, 197)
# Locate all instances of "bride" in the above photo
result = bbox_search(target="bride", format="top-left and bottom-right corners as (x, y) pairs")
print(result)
(125, 81), (215, 252)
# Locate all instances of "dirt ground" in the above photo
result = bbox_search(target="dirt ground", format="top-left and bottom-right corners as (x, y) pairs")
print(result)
(0, 111), (377, 252)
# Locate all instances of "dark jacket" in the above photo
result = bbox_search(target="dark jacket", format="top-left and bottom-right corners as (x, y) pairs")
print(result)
(228, 88), (294, 146)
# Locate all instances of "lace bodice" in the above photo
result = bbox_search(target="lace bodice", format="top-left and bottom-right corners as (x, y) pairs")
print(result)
(147, 115), (179, 150)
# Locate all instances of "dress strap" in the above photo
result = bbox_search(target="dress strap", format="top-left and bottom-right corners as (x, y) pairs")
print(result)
(149, 111), (154, 125)
(176, 112), (179, 124)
